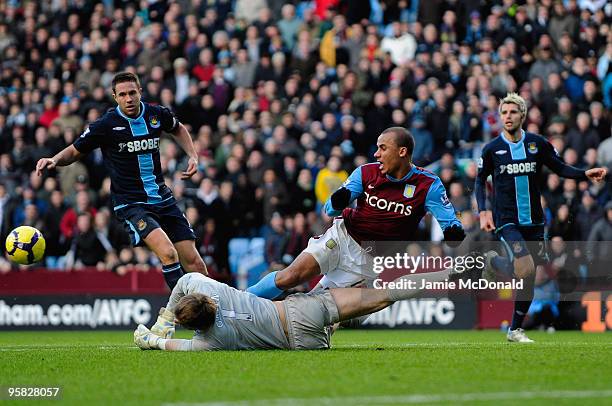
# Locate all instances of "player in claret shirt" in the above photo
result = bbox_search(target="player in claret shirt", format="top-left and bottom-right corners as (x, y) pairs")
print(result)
(475, 93), (607, 343)
(248, 127), (465, 299)
(36, 72), (208, 290)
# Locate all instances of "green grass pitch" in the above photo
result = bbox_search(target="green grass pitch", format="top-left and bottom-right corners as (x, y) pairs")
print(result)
(1, 330), (611, 405)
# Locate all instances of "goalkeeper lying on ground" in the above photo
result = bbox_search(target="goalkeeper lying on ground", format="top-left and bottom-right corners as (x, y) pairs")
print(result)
(135, 265), (480, 351)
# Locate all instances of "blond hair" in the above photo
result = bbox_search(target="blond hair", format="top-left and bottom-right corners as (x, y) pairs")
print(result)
(498, 92), (527, 120)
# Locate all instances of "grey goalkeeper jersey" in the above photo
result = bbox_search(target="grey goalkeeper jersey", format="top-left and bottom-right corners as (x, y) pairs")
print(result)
(168, 273), (290, 350)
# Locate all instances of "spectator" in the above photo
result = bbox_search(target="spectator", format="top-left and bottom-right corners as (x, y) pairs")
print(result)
(40, 189), (68, 269)
(278, 4), (302, 50)
(576, 191), (603, 240)
(290, 169), (317, 215)
(549, 204), (577, 241)
(597, 135), (612, 169)
(590, 102), (610, 141)
(410, 117), (433, 166)
(464, 11), (485, 47)
(67, 212), (107, 269)
(38, 95), (59, 129)
(74, 56), (101, 93)
(380, 22), (416, 66)
(12, 187), (47, 228)
(166, 58), (190, 105)
(320, 14), (351, 67)
(283, 212), (313, 264)
(60, 190), (97, 240)
(314, 156), (348, 206)
(565, 58), (588, 102)
(586, 202), (612, 281)
(260, 168), (290, 224)
(548, 1), (578, 46)
(235, 0), (268, 24)
(264, 212), (287, 266)
(232, 49), (257, 89)
(565, 112), (600, 162)
(0, 183), (12, 244)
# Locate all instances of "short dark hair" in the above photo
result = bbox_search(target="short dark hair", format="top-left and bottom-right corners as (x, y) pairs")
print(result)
(381, 127), (415, 158)
(111, 72), (141, 94)
(174, 293), (217, 331)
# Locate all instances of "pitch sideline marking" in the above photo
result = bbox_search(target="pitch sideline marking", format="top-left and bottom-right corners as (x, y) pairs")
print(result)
(0, 341), (610, 351)
(163, 390), (612, 406)
(0, 344), (135, 351)
(333, 342), (612, 349)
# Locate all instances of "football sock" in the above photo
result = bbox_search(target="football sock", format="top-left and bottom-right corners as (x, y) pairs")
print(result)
(492, 256), (514, 277)
(162, 262), (184, 290)
(246, 271), (284, 299)
(510, 273), (535, 330)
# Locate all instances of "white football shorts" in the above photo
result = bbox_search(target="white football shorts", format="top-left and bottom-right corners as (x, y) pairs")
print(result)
(303, 218), (376, 289)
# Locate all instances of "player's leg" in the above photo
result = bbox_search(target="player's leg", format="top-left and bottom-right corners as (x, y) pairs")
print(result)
(174, 240), (208, 275)
(513, 252), (536, 279)
(285, 267), (483, 349)
(499, 226), (543, 342)
(312, 277), (371, 328)
(486, 250), (514, 277)
(115, 205), (184, 289)
(508, 255), (536, 342)
(154, 203), (201, 287)
(484, 229), (515, 278)
(247, 221), (342, 299)
(247, 251), (321, 299)
(143, 228), (185, 289)
(330, 288), (391, 322)
(330, 266), (463, 322)
(275, 252), (321, 288)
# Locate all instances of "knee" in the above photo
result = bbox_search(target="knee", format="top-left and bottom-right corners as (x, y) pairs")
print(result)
(184, 256), (208, 274)
(158, 245), (179, 264)
(514, 258), (535, 279)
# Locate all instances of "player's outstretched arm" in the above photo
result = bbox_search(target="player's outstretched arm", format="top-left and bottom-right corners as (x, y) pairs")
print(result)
(474, 147), (495, 232)
(424, 178), (465, 246)
(541, 139), (607, 182)
(171, 123), (199, 179)
(585, 167), (608, 183)
(134, 324), (206, 351)
(150, 307), (175, 339)
(35, 145), (83, 176)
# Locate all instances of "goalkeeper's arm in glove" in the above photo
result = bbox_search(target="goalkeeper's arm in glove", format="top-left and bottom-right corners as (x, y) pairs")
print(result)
(134, 324), (199, 351)
(150, 307), (175, 339)
(134, 324), (164, 350)
(443, 224), (465, 248)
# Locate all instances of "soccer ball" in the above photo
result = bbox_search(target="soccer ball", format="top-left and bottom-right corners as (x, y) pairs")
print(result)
(5, 226), (46, 265)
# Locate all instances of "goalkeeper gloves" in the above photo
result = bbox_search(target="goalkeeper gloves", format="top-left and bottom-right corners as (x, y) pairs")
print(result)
(150, 307), (175, 339)
(134, 324), (163, 350)
(330, 187), (351, 210)
(443, 225), (465, 248)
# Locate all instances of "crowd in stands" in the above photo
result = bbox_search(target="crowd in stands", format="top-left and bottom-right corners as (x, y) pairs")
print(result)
(0, 0), (610, 287)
